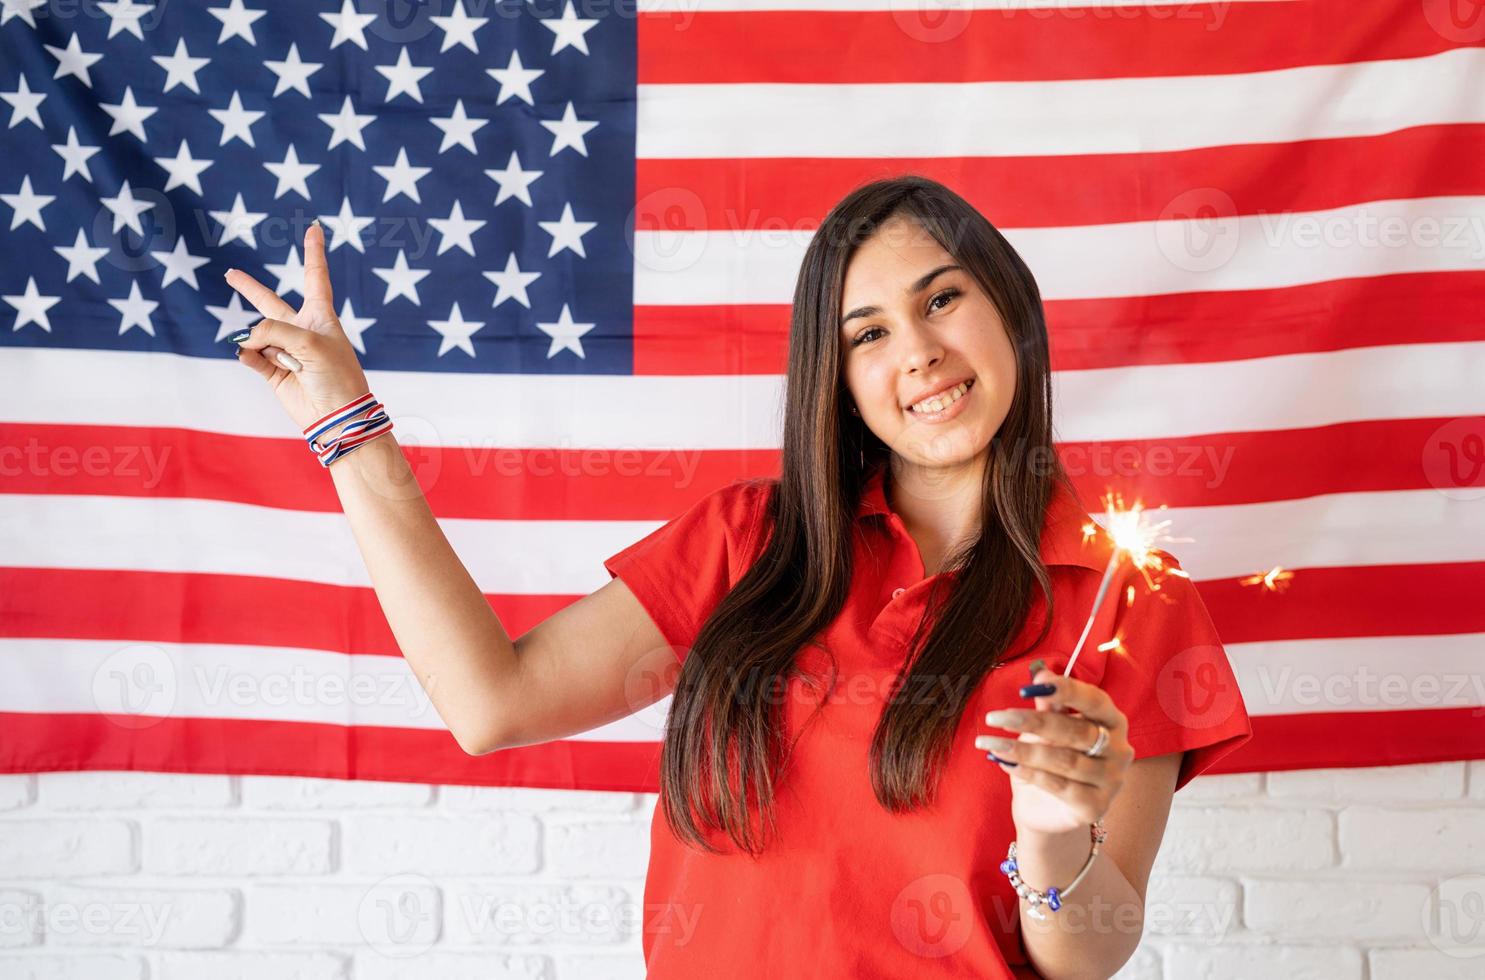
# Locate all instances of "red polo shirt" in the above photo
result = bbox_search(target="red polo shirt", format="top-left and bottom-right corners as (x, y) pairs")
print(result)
(603, 465), (1252, 978)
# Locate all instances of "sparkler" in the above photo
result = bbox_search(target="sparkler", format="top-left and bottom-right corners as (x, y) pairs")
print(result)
(1062, 492), (1190, 678)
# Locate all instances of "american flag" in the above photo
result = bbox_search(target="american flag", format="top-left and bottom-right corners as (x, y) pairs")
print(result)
(2, 0), (1483, 790)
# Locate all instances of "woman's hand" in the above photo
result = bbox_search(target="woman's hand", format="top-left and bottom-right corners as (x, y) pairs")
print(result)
(224, 221), (372, 431)
(976, 666), (1135, 835)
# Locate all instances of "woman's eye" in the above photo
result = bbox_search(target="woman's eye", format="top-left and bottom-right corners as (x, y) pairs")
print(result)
(851, 327), (883, 347)
(929, 288), (959, 312)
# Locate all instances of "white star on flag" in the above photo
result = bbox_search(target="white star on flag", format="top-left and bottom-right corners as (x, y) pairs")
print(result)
(535, 303), (595, 359)
(109, 281), (159, 336)
(321, 199), (374, 253)
(338, 299), (376, 354)
(3, 276), (60, 332)
(429, 302), (485, 357)
(541, 0), (600, 56)
(101, 179), (156, 236)
(154, 140), (214, 195)
(541, 101), (598, 157)
(483, 252), (541, 309)
(51, 127), (100, 182)
(206, 293), (258, 342)
(264, 145), (320, 200)
(321, 0), (377, 51)
(376, 48), (432, 104)
(266, 245), (305, 297)
(538, 202), (597, 258)
(100, 86), (157, 142)
(209, 91), (265, 147)
(484, 151), (543, 207)
(265, 43), (323, 99)
(2, 75), (45, 130)
(373, 148), (431, 204)
(152, 39), (211, 94)
(372, 251), (430, 305)
(429, 200), (486, 255)
(431, 1), (488, 53)
(319, 96), (376, 151)
(152, 237), (211, 290)
(54, 229), (110, 284)
(98, 0), (152, 40)
(208, 0), (266, 45)
(44, 35), (103, 88)
(431, 99), (488, 154)
(487, 50), (543, 106)
(2, 175), (53, 232)
(210, 193), (267, 248)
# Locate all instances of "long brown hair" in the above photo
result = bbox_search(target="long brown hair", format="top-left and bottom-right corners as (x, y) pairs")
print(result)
(659, 174), (1076, 856)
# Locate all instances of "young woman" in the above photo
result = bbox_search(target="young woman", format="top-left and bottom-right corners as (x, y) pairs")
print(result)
(225, 175), (1252, 979)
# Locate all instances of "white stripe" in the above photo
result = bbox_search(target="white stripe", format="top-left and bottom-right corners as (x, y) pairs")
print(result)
(634, 196), (1485, 304)
(1052, 341), (1485, 441)
(4, 632), (1477, 732)
(5, 342), (1483, 448)
(637, 47), (1485, 158)
(0, 637), (666, 742)
(2, 489), (1481, 591)
(1227, 633), (1485, 717)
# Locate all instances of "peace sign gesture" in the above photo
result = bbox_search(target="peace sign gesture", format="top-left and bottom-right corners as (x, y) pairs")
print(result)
(224, 221), (373, 432)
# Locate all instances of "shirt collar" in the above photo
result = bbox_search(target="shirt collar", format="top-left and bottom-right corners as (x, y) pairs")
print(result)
(854, 464), (1111, 572)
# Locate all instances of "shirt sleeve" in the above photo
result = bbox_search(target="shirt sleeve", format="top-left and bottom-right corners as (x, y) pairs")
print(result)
(1090, 553), (1253, 793)
(601, 479), (769, 665)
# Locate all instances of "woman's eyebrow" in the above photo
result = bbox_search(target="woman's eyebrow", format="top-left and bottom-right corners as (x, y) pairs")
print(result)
(840, 264), (963, 330)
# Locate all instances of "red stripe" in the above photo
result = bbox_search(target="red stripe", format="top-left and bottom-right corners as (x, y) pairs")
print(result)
(1217, 706), (1485, 776)
(0, 712), (661, 791)
(633, 270), (1485, 374)
(4, 706), (1482, 788)
(1061, 417), (1483, 508)
(4, 561), (1480, 657)
(638, 2), (1475, 84)
(637, 125), (1485, 232)
(2, 415), (1476, 520)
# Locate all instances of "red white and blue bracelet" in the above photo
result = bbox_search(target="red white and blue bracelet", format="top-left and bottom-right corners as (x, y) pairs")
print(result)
(1000, 817), (1107, 921)
(302, 392), (394, 468)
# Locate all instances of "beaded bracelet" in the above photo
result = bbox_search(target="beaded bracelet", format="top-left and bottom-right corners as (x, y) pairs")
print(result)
(1000, 818), (1107, 921)
(302, 391), (394, 468)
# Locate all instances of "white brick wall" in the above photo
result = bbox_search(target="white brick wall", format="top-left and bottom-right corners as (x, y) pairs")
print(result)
(1, 764), (1482, 978)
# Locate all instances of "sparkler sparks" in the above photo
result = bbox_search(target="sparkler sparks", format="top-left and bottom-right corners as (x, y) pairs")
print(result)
(1063, 492), (1192, 678)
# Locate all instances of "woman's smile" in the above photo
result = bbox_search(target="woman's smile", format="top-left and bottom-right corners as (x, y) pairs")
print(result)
(904, 378), (975, 423)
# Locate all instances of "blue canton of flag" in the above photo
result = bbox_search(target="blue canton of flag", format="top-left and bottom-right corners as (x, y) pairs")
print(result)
(0, 0), (638, 374)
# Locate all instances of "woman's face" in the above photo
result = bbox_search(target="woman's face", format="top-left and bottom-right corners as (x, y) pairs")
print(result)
(838, 216), (1018, 471)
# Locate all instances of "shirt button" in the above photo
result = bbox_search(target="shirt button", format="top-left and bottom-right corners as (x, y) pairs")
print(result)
(892, 587), (905, 599)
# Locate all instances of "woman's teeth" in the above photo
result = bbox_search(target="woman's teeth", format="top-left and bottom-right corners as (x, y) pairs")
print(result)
(909, 380), (971, 414)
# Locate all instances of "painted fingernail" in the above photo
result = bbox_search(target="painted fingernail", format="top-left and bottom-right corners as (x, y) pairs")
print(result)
(986, 752), (1018, 768)
(1027, 658), (1046, 681)
(1019, 683), (1056, 699)
(275, 351), (302, 372)
(227, 329), (252, 344)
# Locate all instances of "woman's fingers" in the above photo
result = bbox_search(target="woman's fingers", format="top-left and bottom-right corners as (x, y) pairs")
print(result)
(231, 318), (315, 361)
(301, 221), (335, 311)
(225, 268), (296, 321)
(235, 345), (279, 380)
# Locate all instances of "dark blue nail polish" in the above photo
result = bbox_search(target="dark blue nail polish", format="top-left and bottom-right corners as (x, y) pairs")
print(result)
(227, 329), (252, 344)
(987, 752), (1018, 768)
(1019, 683), (1056, 698)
